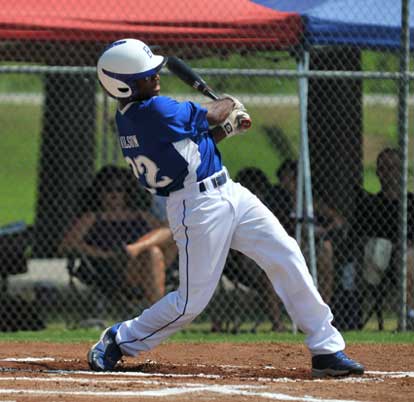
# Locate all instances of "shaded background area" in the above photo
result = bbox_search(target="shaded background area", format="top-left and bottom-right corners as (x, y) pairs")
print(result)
(0, 0), (412, 333)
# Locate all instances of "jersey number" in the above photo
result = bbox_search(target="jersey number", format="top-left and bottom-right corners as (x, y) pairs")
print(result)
(126, 155), (173, 191)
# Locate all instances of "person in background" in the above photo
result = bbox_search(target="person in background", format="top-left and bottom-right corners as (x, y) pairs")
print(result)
(270, 159), (298, 235)
(315, 199), (362, 330)
(59, 165), (175, 305)
(349, 148), (414, 329)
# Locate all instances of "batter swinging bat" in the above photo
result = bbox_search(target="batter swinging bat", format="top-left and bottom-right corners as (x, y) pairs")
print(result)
(166, 56), (251, 130)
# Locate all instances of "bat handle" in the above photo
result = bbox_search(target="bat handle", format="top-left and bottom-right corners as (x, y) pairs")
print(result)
(202, 87), (219, 100)
(204, 88), (251, 130)
(238, 117), (252, 130)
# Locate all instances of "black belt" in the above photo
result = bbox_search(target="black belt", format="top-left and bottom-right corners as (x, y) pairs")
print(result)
(199, 171), (227, 192)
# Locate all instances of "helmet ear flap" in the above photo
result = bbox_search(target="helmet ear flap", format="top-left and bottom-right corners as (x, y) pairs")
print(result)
(97, 71), (133, 99)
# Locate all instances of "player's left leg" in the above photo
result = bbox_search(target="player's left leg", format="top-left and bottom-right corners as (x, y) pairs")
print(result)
(97, 185), (236, 364)
(229, 182), (363, 377)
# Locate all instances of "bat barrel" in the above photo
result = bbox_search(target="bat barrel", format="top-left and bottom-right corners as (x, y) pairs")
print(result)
(167, 56), (220, 101)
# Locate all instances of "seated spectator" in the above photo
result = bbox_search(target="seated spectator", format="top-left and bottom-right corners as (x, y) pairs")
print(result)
(59, 165), (175, 305)
(349, 148), (414, 328)
(270, 159), (298, 235)
(315, 200), (362, 330)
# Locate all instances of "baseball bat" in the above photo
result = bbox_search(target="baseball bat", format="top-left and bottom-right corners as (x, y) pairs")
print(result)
(166, 56), (219, 100)
(166, 56), (251, 129)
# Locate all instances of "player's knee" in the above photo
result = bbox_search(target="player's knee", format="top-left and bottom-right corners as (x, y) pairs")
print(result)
(169, 292), (204, 319)
(279, 237), (307, 266)
(185, 292), (215, 316)
(182, 302), (207, 317)
(175, 303), (200, 323)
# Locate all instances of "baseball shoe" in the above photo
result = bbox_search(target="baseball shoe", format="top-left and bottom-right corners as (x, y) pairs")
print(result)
(312, 351), (364, 378)
(87, 323), (123, 371)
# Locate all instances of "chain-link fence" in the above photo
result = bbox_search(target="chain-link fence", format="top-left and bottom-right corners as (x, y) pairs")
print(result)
(0, 1), (413, 333)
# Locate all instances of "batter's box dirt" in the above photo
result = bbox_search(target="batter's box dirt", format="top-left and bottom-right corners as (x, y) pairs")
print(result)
(0, 342), (413, 401)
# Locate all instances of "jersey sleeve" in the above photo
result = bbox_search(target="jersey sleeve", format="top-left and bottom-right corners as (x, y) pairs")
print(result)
(150, 96), (209, 143)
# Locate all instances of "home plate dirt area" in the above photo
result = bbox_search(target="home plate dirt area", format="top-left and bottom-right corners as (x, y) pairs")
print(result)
(0, 342), (413, 401)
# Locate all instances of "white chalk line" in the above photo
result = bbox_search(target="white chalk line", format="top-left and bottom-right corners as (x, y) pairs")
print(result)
(0, 361), (360, 402)
(0, 375), (263, 389)
(1, 360), (413, 382)
(2, 358), (413, 378)
(2, 357), (414, 379)
(0, 369), (412, 384)
(0, 357), (56, 362)
(0, 387), (362, 402)
(1, 357), (413, 401)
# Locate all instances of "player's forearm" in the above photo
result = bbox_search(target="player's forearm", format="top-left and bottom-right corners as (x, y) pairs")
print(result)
(210, 126), (227, 143)
(203, 98), (234, 125)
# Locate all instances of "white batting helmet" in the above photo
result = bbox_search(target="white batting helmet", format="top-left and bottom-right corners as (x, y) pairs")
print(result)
(97, 38), (166, 100)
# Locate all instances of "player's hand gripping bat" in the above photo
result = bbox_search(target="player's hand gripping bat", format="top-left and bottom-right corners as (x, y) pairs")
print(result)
(166, 56), (251, 130)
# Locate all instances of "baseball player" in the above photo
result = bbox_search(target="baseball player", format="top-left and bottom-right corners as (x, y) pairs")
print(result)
(88, 38), (364, 378)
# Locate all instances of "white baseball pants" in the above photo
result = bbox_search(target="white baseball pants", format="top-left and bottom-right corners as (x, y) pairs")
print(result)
(116, 169), (345, 356)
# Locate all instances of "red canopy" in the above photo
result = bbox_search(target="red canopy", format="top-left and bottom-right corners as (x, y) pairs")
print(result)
(0, 0), (302, 50)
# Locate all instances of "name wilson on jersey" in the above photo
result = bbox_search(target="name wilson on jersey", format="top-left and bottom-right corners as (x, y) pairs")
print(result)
(120, 135), (139, 149)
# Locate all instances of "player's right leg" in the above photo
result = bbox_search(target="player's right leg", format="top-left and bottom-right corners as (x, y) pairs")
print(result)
(230, 182), (364, 377)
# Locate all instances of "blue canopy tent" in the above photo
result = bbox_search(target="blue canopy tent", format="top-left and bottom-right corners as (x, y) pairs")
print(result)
(257, 0), (414, 48)
(255, 0), (412, 329)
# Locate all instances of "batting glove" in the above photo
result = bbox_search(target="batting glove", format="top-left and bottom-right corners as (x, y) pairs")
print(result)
(220, 109), (252, 138)
(222, 93), (246, 111)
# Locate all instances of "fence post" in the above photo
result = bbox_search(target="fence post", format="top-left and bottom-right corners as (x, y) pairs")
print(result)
(297, 49), (318, 285)
(397, 0), (410, 332)
(33, 72), (96, 257)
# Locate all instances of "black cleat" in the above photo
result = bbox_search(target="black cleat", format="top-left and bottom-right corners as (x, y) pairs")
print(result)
(312, 351), (364, 378)
(87, 323), (123, 371)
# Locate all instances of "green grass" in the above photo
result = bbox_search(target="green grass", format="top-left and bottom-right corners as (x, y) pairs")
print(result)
(0, 72), (43, 93)
(219, 105), (300, 181)
(0, 324), (412, 344)
(0, 327), (101, 343)
(0, 103), (42, 225)
(1, 81), (413, 225)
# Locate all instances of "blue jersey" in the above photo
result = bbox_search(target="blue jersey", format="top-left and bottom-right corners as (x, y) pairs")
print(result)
(116, 96), (223, 196)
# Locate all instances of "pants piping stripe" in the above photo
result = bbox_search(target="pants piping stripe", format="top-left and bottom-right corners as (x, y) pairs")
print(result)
(118, 199), (190, 346)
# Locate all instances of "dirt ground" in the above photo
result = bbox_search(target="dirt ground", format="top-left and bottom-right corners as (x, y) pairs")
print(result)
(0, 342), (413, 401)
